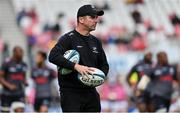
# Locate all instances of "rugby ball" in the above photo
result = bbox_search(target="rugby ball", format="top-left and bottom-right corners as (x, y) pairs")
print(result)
(137, 74), (151, 90)
(58, 50), (80, 75)
(78, 68), (105, 87)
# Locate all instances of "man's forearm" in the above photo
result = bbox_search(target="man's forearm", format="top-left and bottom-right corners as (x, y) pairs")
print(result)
(0, 77), (14, 89)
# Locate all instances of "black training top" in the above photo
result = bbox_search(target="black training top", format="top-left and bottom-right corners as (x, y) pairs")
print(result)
(31, 66), (56, 98)
(127, 60), (152, 85)
(0, 58), (27, 96)
(49, 30), (109, 90)
(146, 64), (176, 99)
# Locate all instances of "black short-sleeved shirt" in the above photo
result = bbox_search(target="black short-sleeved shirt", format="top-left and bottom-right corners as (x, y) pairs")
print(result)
(31, 66), (56, 98)
(49, 30), (109, 90)
(128, 60), (152, 83)
(146, 65), (176, 99)
(0, 58), (27, 96)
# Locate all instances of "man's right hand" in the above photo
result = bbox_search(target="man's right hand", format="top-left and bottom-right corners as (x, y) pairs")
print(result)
(74, 64), (95, 79)
(0, 74), (17, 91)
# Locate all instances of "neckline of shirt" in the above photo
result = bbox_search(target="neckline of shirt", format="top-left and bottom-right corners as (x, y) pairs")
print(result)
(73, 29), (90, 38)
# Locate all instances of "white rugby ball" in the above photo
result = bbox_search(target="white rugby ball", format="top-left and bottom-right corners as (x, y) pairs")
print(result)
(78, 68), (105, 87)
(58, 50), (80, 75)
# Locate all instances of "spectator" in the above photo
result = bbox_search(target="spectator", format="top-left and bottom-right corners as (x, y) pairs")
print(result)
(131, 10), (142, 24)
(169, 13), (180, 26)
(51, 14), (63, 37)
(16, 8), (27, 26)
(26, 7), (38, 22)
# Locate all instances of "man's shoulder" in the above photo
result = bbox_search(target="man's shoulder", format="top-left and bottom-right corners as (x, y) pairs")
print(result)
(132, 60), (142, 68)
(20, 61), (27, 67)
(89, 34), (101, 43)
(64, 30), (75, 37)
(1, 58), (12, 66)
(89, 34), (97, 39)
(58, 30), (75, 41)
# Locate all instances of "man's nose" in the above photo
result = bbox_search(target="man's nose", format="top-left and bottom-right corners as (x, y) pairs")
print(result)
(95, 17), (100, 23)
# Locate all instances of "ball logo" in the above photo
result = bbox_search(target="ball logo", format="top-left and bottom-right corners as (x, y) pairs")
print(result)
(78, 68), (105, 87)
(72, 58), (78, 63)
(81, 77), (103, 85)
(65, 51), (70, 55)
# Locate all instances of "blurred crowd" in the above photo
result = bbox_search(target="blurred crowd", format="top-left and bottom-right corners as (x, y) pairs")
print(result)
(0, 0), (180, 112)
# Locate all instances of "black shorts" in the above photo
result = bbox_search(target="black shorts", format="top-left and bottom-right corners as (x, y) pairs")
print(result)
(34, 97), (51, 111)
(60, 89), (101, 112)
(1, 94), (25, 112)
(136, 91), (150, 104)
(150, 95), (170, 111)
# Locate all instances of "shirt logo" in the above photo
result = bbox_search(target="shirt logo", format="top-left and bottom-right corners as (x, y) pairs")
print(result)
(91, 5), (95, 9)
(77, 46), (83, 48)
(92, 47), (98, 53)
(69, 32), (74, 36)
(155, 69), (162, 75)
(9, 67), (16, 72)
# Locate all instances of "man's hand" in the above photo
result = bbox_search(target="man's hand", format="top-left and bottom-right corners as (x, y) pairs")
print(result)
(74, 64), (95, 79)
(0, 72), (17, 91)
(135, 89), (143, 97)
(8, 84), (17, 91)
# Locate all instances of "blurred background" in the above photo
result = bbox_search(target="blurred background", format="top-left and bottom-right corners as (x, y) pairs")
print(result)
(0, 0), (180, 112)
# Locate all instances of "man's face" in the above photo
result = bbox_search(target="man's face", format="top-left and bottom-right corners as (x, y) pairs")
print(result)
(36, 53), (44, 64)
(80, 15), (99, 31)
(157, 52), (168, 65)
(14, 47), (23, 61)
(145, 52), (152, 63)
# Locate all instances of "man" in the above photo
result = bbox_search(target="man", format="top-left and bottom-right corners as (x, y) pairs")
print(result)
(146, 51), (178, 112)
(127, 52), (153, 112)
(31, 51), (56, 112)
(49, 4), (109, 112)
(0, 46), (27, 112)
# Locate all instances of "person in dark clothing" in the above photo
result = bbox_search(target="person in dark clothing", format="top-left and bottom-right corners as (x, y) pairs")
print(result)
(131, 10), (142, 24)
(0, 46), (27, 112)
(146, 51), (179, 112)
(31, 51), (56, 112)
(48, 4), (109, 112)
(170, 13), (180, 26)
(127, 52), (153, 112)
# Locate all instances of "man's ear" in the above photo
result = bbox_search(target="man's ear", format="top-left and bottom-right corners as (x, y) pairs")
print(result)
(79, 17), (84, 23)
